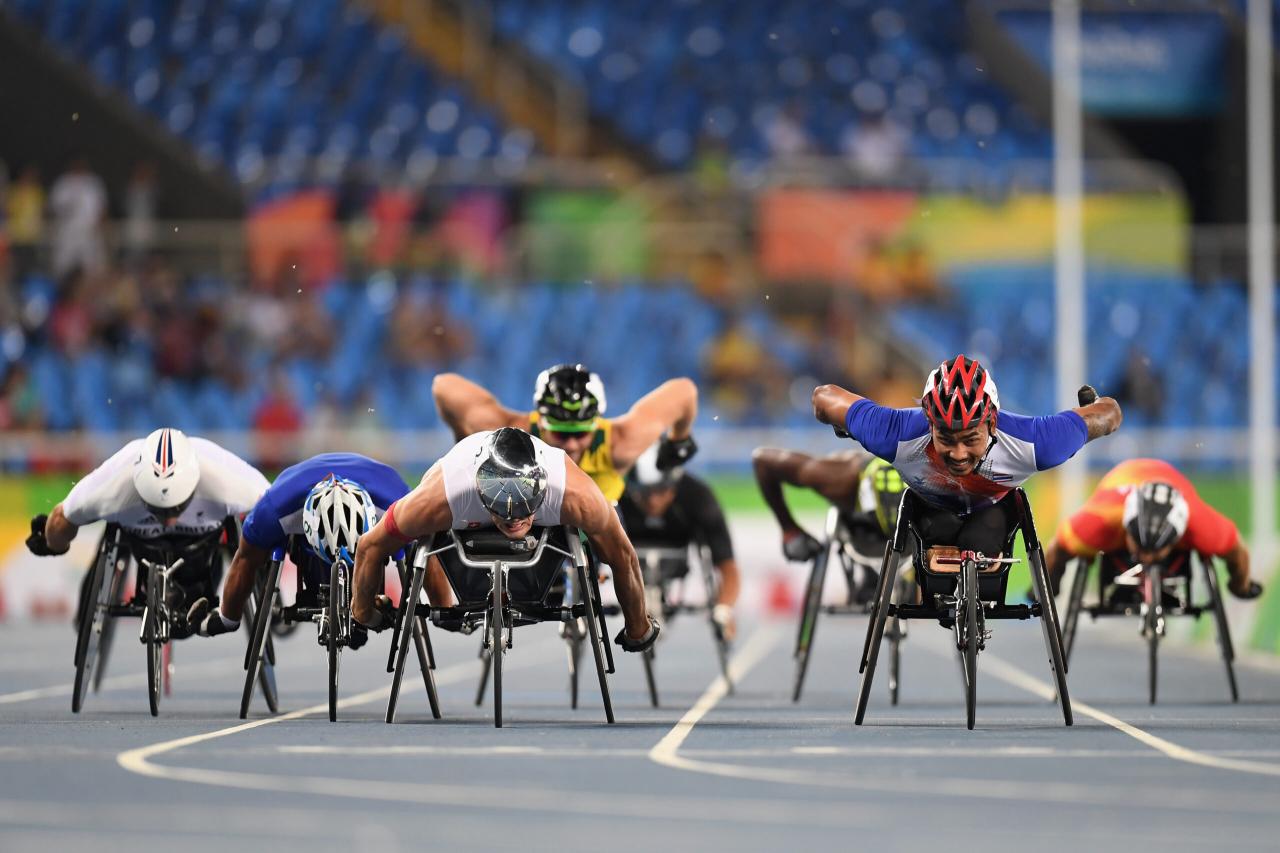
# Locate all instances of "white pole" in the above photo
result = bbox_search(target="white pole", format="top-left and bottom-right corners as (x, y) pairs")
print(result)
(1053, 0), (1087, 515)
(1248, 0), (1276, 576)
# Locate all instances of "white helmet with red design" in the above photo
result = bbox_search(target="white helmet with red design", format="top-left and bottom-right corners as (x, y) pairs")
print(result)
(133, 428), (200, 519)
(921, 355), (1000, 431)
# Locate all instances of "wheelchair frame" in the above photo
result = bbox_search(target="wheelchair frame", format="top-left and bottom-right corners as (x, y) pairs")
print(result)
(388, 526), (616, 728)
(1059, 549), (1238, 704)
(854, 488), (1073, 730)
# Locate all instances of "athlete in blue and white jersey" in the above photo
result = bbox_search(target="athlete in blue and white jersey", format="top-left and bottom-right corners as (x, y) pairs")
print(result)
(813, 355), (1122, 556)
(189, 452), (410, 637)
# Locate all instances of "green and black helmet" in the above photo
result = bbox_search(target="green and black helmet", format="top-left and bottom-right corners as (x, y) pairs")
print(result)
(533, 363), (606, 432)
(858, 457), (906, 538)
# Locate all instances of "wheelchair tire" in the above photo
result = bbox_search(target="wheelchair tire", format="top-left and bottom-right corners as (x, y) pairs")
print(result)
(566, 621), (582, 710)
(642, 647), (659, 708)
(1061, 558), (1088, 666)
(386, 562), (426, 724)
(327, 560), (343, 723)
(475, 643), (491, 706)
(72, 536), (114, 713)
(1029, 544), (1073, 726)
(791, 540), (831, 703)
(1201, 554), (1239, 702)
(412, 617), (442, 720)
(961, 558), (978, 731)
(854, 544), (898, 725)
(491, 573), (505, 729)
(92, 564), (127, 694)
(240, 559), (281, 719)
(145, 575), (162, 717)
(578, 557), (615, 724)
(1146, 564), (1161, 706)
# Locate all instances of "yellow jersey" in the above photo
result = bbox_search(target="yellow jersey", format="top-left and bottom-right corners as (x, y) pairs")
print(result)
(528, 413), (625, 504)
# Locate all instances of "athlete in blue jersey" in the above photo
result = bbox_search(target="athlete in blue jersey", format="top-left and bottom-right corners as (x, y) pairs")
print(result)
(813, 355), (1122, 556)
(187, 452), (411, 638)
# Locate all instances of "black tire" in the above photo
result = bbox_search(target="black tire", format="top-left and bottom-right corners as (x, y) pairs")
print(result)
(584, 546), (616, 675)
(240, 561), (281, 719)
(386, 564), (425, 724)
(72, 535), (115, 713)
(1202, 554), (1239, 702)
(1061, 558), (1089, 665)
(715, 631), (733, 694)
(579, 558), (615, 724)
(567, 623), (582, 709)
(145, 566), (162, 717)
(961, 558), (978, 731)
(642, 648), (659, 708)
(853, 545), (899, 726)
(327, 560), (343, 723)
(1029, 545), (1073, 725)
(475, 643), (491, 706)
(491, 572), (505, 729)
(92, 564), (126, 694)
(1146, 564), (1162, 706)
(412, 617), (442, 719)
(791, 542), (830, 703)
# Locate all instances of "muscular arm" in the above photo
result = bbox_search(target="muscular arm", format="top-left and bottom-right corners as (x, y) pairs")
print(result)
(1221, 539), (1253, 595)
(812, 384), (864, 429)
(559, 462), (650, 640)
(431, 373), (526, 440)
(219, 538), (271, 622)
(44, 504), (79, 553)
(609, 377), (698, 472)
(1073, 397), (1123, 441)
(352, 465), (453, 624)
(751, 447), (866, 533)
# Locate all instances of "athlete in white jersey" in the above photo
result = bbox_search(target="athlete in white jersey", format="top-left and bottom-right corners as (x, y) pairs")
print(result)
(352, 427), (660, 651)
(26, 428), (270, 555)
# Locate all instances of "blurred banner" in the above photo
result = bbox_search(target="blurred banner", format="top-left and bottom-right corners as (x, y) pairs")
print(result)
(999, 10), (1227, 117)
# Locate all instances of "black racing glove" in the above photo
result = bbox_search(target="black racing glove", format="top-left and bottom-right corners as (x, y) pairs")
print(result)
(832, 424), (851, 439)
(1230, 579), (1264, 601)
(1077, 385), (1099, 407)
(358, 594), (397, 633)
(655, 434), (697, 470)
(783, 530), (823, 562)
(25, 514), (65, 557)
(615, 615), (661, 653)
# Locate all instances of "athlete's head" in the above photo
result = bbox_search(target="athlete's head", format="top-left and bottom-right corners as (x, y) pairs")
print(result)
(1123, 481), (1188, 565)
(534, 363), (606, 464)
(857, 457), (906, 538)
(921, 355), (999, 477)
(303, 475), (375, 564)
(133, 428), (200, 527)
(626, 442), (682, 517)
(476, 427), (548, 539)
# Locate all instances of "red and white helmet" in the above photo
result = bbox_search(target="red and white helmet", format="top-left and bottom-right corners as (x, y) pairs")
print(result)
(133, 428), (200, 518)
(922, 355), (1000, 431)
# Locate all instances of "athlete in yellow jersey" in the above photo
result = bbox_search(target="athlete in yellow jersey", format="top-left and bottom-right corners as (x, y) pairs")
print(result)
(432, 364), (698, 502)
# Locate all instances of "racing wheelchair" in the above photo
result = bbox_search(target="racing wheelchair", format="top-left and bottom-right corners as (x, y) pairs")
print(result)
(792, 506), (914, 704)
(240, 536), (437, 722)
(1059, 549), (1238, 704)
(623, 543), (733, 708)
(388, 525), (616, 728)
(73, 519), (259, 716)
(855, 489), (1072, 730)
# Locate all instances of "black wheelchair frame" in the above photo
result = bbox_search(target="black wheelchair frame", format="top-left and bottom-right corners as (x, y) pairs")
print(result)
(855, 488), (1073, 730)
(1059, 549), (1238, 704)
(239, 537), (435, 722)
(388, 526), (615, 728)
(72, 519), (246, 716)
(792, 506), (914, 704)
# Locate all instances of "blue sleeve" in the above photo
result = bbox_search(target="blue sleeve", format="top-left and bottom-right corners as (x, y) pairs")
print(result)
(844, 399), (929, 462)
(241, 492), (286, 551)
(999, 410), (1089, 471)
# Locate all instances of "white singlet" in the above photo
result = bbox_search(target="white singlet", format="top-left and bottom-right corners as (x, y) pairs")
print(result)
(439, 431), (567, 529)
(62, 437), (270, 539)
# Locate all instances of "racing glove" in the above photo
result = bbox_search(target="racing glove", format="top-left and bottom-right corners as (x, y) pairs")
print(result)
(655, 434), (698, 470)
(25, 514), (66, 557)
(615, 615), (661, 653)
(782, 529), (823, 562)
(357, 594), (398, 632)
(1077, 385), (1099, 406)
(1229, 578), (1264, 600)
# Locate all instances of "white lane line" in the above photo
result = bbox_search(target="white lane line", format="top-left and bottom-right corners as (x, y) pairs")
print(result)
(0, 656), (239, 706)
(983, 653), (1280, 779)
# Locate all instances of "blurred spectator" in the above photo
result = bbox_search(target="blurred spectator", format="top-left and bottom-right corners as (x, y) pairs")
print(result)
(1115, 348), (1165, 422)
(899, 241), (940, 302)
(6, 165), (45, 280)
(702, 313), (786, 421)
(48, 157), (108, 278)
(843, 112), (909, 182)
(388, 287), (470, 368)
(49, 269), (95, 356)
(763, 102), (813, 160)
(0, 363), (44, 430)
(122, 161), (158, 265)
(851, 236), (897, 301)
(254, 367), (303, 469)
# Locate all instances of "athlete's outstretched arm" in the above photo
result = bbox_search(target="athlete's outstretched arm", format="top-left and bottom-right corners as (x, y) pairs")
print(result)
(559, 462), (650, 640)
(752, 448), (867, 526)
(42, 504), (79, 553)
(1074, 396), (1123, 441)
(610, 377), (698, 471)
(352, 465), (452, 625)
(219, 539), (271, 622)
(812, 384), (865, 429)
(431, 373), (526, 440)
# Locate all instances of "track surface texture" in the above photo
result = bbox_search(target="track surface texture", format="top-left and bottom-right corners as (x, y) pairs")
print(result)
(1, 607), (1278, 853)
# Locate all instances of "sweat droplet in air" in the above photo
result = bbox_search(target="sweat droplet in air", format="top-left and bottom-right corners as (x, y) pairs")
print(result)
(367, 408), (375, 413)
(713, 415), (719, 421)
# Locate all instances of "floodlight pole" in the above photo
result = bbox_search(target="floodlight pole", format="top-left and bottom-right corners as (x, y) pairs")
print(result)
(1248, 0), (1276, 575)
(1053, 0), (1087, 514)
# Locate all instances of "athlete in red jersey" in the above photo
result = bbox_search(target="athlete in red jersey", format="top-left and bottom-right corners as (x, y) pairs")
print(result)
(1045, 458), (1262, 599)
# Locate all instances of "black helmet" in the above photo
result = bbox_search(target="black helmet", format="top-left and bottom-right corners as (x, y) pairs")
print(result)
(1122, 481), (1189, 554)
(627, 443), (682, 494)
(476, 428), (548, 522)
(534, 364), (606, 432)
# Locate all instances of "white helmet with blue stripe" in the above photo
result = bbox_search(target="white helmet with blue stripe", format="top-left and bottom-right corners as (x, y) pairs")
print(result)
(133, 428), (200, 519)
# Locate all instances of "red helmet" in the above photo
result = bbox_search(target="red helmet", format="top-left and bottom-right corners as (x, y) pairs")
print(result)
(922, 355), (999, 430)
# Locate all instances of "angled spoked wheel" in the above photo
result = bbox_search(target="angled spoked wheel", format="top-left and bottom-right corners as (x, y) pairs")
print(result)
(1145, 564), (1162, 706)
(958, 557), (979, 731)
(791, 538), (831, 703)
(73, 526), (121, 714)
(1201, 552), (1239, 702)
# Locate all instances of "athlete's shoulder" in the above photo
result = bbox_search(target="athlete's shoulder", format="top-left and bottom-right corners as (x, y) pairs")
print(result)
(996, 408), (1087, 471)
(844, 399), (929, 461)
